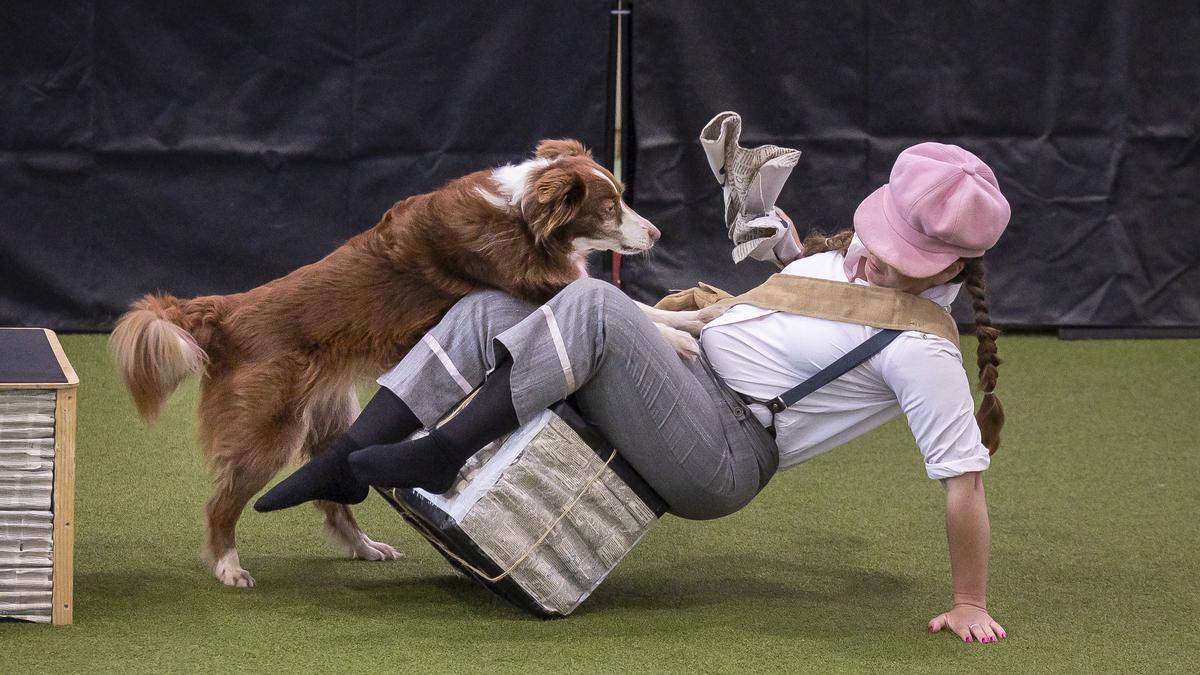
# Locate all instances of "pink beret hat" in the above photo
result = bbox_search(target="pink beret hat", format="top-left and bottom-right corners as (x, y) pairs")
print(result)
(853, 142), (1010, 278)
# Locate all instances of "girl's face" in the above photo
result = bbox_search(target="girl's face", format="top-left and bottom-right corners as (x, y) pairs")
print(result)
(862, 249), (964, 294)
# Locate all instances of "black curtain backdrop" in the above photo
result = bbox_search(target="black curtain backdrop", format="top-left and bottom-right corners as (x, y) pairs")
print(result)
(4, 1), (1199, 330)
(624, 1), (1200, 328)
(0, 1), (613, 330)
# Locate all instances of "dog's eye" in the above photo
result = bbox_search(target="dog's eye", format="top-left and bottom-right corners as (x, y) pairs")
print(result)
(605, 200), (616, 213)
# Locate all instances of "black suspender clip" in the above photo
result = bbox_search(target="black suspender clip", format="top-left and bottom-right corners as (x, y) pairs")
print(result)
(748, 328), (905, 435)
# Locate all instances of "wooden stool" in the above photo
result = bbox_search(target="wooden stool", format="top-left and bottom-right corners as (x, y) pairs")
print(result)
(0, 329), (77, 624)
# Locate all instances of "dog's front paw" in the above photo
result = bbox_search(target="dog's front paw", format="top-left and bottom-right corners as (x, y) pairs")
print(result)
(213, 550), (256, 588)
(673, 334), (701, 360)
(697, 304), (731, 324)
(672, 310), (708, 338)
(656, 324), (701, 360)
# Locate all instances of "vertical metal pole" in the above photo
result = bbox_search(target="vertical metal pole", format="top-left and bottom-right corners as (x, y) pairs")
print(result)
(610, 0), (627, 287)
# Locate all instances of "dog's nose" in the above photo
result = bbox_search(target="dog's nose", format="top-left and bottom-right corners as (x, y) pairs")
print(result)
(647, 224), (661, 242)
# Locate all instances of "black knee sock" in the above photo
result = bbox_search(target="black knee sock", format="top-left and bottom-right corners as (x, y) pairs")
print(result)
(253, 387), (421, 512)
(349, 358), (520, 494)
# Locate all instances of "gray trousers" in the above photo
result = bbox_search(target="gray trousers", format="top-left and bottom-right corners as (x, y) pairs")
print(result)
(378, 277), (778, 520)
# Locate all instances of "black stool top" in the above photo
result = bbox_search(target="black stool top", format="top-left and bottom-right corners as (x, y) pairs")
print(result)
(0, 329), (68, 384)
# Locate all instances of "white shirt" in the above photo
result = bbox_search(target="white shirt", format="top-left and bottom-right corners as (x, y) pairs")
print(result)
(699, 245), (990, 480)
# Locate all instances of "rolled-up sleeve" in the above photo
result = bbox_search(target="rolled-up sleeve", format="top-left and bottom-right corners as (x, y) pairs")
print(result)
(879, 334), (991, 480)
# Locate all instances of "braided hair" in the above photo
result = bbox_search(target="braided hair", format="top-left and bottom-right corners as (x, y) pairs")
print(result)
(800, 229), (1004, 454)
(959, 257), (1004, 454)
(798, 229), (854, 257)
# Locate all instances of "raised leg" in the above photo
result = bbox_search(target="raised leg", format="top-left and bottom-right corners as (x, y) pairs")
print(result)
(255, 289), (538, 511)
(351, 278), (775, 517)
(494, 278), (777, 519)
(377, 288), (537, 427)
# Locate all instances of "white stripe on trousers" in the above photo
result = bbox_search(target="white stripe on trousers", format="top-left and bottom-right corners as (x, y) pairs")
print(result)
(539, 305), (577, 391)
(421, 333), (474, 395)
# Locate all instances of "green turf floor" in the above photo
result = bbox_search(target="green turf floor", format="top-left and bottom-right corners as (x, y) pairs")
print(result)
(2, 334), (1197, 673)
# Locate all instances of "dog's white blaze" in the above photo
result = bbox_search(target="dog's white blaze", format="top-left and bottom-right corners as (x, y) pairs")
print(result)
(474, 186), (510, 211)
(586, 167), (660, 252)
(492, 157), (552, 205)
(590, 167), (619, 193)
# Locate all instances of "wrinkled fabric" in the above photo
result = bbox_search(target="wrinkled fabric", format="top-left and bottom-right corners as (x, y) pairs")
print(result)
(0, 1), (613, 330)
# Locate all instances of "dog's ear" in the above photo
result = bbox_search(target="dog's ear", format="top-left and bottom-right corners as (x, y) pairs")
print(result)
(535, 138), (591, 160)
(525, 165), (587, 244)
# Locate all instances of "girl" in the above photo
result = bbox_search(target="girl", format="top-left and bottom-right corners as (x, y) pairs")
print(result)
(256, 142), (1009, 644)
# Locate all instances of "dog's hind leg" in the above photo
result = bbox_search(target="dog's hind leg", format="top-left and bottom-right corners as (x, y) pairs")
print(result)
(316, 501), (402, 561)
(199, 372), (303, 588)
(204, 457), (283, 588)
(306, 386), (402, 562)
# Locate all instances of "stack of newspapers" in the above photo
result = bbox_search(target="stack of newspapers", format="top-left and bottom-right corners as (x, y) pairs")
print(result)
(378, 404), (665, 617)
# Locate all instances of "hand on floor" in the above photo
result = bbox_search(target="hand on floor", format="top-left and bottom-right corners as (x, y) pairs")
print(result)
(928, 604), (1007, 644)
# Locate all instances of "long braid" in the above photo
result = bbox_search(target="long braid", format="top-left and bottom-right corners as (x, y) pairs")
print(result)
(963, 257), (1004, 454)
(799, 229), (1005, 453)
(799, 228), (854, 257)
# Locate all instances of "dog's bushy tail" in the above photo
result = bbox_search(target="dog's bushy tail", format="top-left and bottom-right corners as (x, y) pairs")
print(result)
(109, 294), (215, 424)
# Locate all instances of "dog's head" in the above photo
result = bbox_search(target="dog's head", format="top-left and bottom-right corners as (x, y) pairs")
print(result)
(484, 139), (660, 255)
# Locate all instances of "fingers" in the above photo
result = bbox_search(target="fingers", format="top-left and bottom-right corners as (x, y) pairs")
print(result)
(930, 610), (1008, 644)
(927, 613), (947, 633)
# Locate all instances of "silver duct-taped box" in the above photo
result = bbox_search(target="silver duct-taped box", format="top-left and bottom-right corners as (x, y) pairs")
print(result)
(378, 403), (665, 617)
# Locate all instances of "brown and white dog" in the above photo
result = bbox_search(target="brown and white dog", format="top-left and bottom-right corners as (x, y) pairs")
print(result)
(109, 139), (701, 587)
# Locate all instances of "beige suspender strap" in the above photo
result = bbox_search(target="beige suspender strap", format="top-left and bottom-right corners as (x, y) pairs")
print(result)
(727, 275), (960, 347)
(659, 274), (960, 348)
